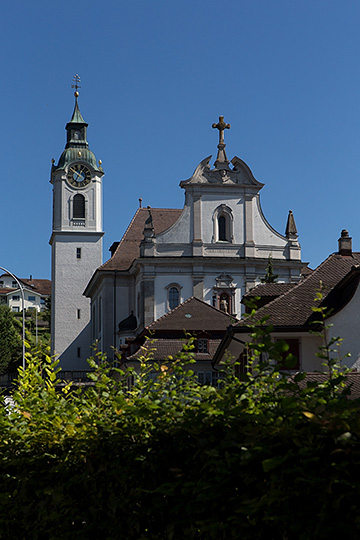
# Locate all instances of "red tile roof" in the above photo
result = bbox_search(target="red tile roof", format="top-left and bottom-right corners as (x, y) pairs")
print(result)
(243, 282), (296, 299)
(0, 288), (16, 294)
(101, 207), (182, 271)
(144, 296), (236, 333)
(292, 372), (360, 400)
(21, 279), (51, 295)
(127, 338), (222, 361)
(126, 297), (237, 362)
(237, 253), (360, 329)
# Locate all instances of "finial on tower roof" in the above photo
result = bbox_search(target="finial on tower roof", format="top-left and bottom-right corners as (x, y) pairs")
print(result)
(71, 73), (81, 97)
(212, 115), (231, 169)
(68, 74), (86, 126)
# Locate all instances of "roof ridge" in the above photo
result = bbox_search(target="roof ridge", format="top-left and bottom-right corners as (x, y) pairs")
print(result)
(239, 253), (338, 325)
(97, 208), (142, 270)
(145, 296), (196, 330)
(145, 296), (237, 331)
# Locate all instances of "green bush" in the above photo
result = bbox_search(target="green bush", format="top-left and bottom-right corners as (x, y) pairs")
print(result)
(0, 325), (360, 539)
(0, 305), (22, 374)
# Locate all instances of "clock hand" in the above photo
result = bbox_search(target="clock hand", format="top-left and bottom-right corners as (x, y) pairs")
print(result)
(70, 167), (84, 180)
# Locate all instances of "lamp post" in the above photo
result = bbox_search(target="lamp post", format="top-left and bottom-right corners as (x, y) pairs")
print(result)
(0, 266), (25, 370)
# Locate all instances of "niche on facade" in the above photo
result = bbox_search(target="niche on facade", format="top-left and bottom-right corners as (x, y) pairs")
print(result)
(212, 273), (236, 315)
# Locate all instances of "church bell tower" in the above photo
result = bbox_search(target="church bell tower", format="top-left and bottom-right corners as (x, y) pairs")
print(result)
(50, 76), (104, 369)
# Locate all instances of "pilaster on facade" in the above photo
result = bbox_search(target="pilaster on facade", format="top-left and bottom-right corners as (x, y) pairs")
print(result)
(142, 279), (155, 327)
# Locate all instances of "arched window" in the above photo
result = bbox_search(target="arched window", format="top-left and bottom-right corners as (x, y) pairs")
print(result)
(169, 287), (180, 310)
(212, 205), (233, 243)
(73, 194), (85, 219)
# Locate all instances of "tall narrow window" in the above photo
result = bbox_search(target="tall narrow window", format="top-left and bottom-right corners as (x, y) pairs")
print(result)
(77, 309), (81, 319)
(169, 287), (180, 310)
(73, 194), (85, 219)
(213, 205), (233, 243)
(218, 215), (227, 241)
(77, 347), (81, 358)
(76, 248), (81, 259)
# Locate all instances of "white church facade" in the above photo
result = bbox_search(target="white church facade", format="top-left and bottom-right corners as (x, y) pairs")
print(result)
(50, 91), (305, 369)
(82, 116), (304, 363)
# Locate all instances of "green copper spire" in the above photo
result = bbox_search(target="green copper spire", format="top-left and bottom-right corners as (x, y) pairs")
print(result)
(65, 90), (89, 150)
(52, 79), (102, 173)
(68, 93), (87, 125)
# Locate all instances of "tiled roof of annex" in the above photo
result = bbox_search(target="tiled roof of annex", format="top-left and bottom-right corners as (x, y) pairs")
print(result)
(242, 282), (296, 299)
(236, 252), (360, 329)
(127, 339), (222, 362)
(100, 207), (182, 272)
(144, 296), (236, 333)
(127, 297), (236, 361)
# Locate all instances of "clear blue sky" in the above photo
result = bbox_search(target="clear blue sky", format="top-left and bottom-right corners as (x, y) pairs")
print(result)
(1, 0), (360, 279)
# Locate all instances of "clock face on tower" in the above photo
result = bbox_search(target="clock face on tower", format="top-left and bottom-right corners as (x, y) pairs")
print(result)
(66, 164), (92, 188)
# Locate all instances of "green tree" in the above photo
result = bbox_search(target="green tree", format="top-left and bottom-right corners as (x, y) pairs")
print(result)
(42, 295), (51, 325)
(0, 305), (22, 374)
(261, 254), (278, 283)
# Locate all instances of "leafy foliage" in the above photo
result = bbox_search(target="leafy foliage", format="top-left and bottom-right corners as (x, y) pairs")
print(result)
(0, 327), (360, 539)
(261, 255), (278, 283)
(0, 305), (22, 374)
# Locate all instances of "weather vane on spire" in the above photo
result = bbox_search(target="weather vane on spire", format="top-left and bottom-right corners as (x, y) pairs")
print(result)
(71, 74), (81, 96)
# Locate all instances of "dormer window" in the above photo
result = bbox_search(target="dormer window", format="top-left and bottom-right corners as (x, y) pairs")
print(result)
(197, 339), (208, 353)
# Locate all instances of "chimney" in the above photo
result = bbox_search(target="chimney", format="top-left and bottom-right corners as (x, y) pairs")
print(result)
(109, 242), (120, 257)
(338, 229), (352, 256)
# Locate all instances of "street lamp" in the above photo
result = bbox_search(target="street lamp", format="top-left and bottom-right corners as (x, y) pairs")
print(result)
(0, 266), (25, 370)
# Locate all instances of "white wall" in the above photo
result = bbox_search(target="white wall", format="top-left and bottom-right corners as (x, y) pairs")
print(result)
(328, 284), (360, 370)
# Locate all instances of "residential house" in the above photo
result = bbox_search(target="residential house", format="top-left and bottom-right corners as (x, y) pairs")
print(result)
(213, 230), (360, 372)
(0, 273), (51, 313)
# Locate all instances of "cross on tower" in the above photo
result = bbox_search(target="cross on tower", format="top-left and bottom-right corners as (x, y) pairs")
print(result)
(212, 115), (231, 145)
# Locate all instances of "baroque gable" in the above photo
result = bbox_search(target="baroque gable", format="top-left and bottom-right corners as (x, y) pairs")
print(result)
(180, 155), (264, 190)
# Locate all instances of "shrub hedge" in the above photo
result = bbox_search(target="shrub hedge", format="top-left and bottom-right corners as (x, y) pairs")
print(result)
(1, 328), (360, 539)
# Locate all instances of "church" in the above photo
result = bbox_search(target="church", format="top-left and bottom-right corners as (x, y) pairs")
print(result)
(50, 90), (305, 370)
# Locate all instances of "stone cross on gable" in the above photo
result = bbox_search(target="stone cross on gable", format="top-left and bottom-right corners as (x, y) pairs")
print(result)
(212, 116), (231, 168)
(212, 116), (231, 145)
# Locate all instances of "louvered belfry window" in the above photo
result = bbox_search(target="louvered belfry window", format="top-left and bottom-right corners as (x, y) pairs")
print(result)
(73, 194), (85, 219)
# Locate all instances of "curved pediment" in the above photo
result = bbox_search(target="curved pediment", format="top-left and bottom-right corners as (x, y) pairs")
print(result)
(180, 155), (264, 189)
